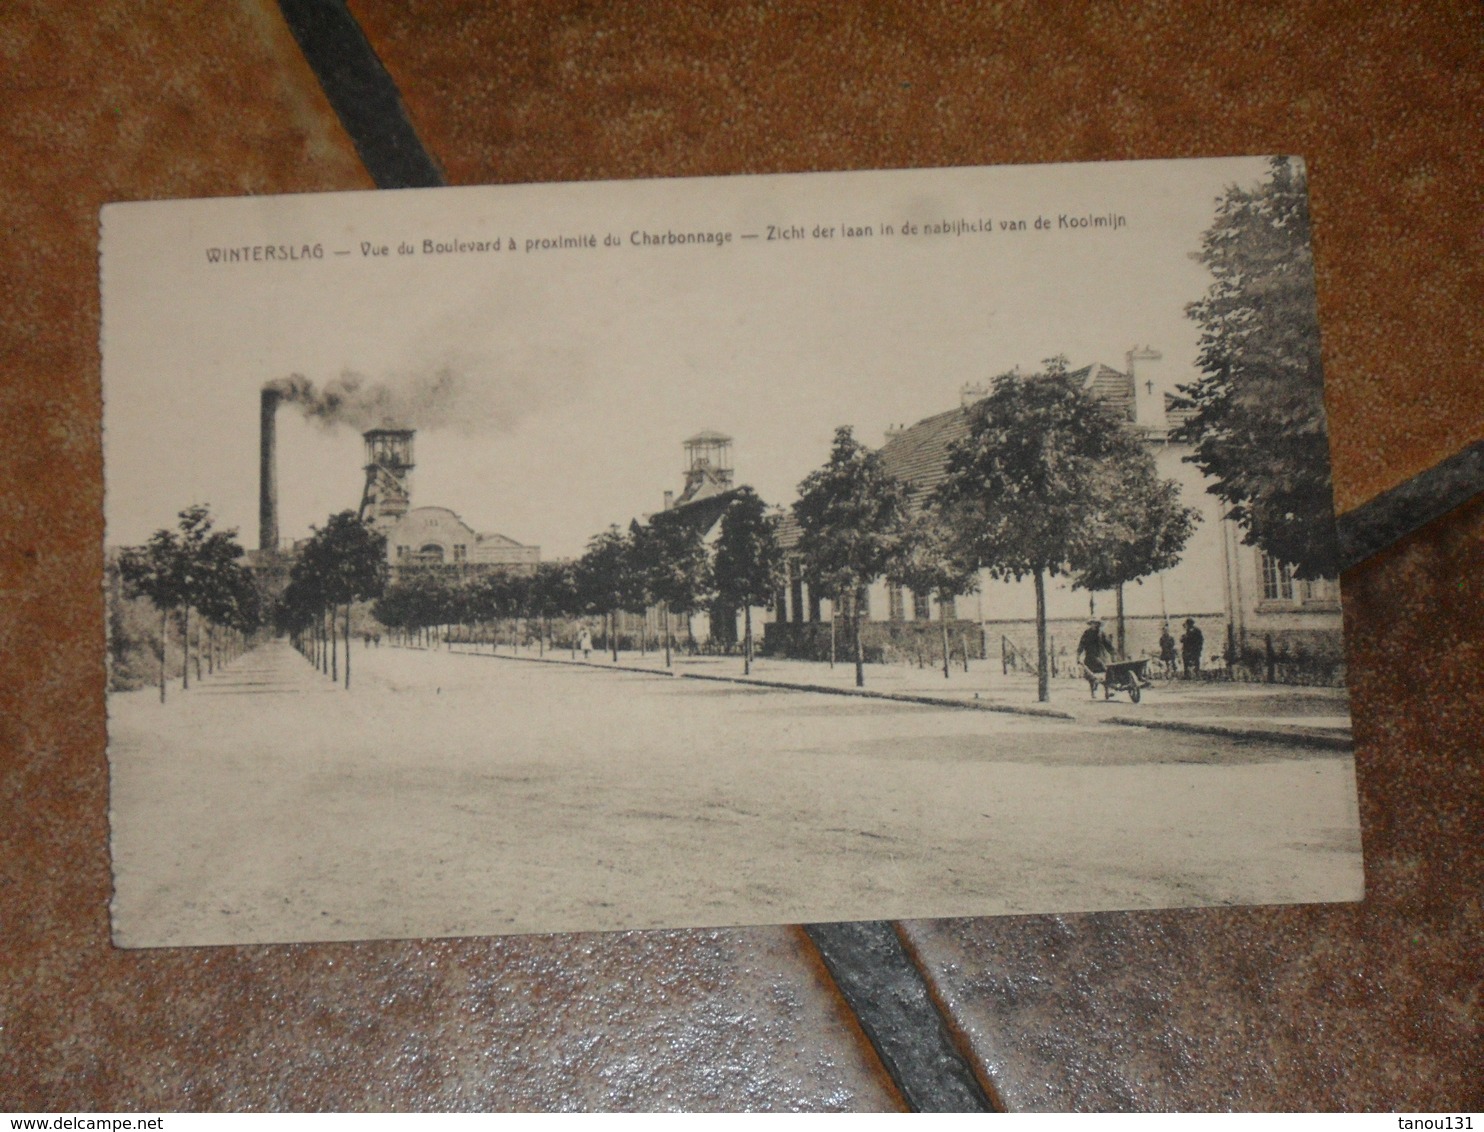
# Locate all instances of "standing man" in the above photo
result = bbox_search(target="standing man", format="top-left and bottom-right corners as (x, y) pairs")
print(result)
(1077, 618), (1114, 699)
(1158, 623), (1177, 678)
(1180, 618), (1204, 678)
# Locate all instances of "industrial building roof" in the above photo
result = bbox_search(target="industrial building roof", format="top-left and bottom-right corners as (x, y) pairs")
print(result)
(777, 359), (1171, 549)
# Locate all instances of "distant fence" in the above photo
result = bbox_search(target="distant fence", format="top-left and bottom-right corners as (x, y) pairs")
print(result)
(763, 620), (988, 667)
(764, 616), (1345, 687)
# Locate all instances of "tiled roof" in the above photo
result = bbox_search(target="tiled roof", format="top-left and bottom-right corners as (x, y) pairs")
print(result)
(876, 406), (973, 499)
(1069, 363), (1135, 421)
(673, 466), (733, 507)
(1164, 390), (1198, 428)
(665, 486), (744, 535)
(877, 363), (1141, 498)
(779, 362), (1150, 549)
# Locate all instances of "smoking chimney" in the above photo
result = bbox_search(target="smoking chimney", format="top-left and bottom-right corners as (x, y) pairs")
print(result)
(259, 387), (280, 552)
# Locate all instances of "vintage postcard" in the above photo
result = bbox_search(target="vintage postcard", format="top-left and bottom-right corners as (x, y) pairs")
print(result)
(102, 157), (1362, 947)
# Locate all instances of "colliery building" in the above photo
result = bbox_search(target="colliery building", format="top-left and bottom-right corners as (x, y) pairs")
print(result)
(356, 428), (538, 574)
(764, 347), (1344, 679)
(254, 389), (538, 581)
(613, 430), (750, 650)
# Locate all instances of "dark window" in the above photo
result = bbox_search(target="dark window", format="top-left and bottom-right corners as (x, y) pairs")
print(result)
(888, 584), (905, 622)
(912, 590), (931, 620)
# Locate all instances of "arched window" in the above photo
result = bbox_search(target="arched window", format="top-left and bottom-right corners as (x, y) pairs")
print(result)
(419, 543), (446, 564)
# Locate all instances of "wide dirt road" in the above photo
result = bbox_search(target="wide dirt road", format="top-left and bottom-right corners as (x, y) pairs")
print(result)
(109, 641), (1363, 947)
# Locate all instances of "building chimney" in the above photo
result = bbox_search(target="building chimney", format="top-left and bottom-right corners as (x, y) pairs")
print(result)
(1126, 345), (1166, 431)
(663, 490), (675, 510)
(960, 380), (990, 407)
(258, 387), (279, 552)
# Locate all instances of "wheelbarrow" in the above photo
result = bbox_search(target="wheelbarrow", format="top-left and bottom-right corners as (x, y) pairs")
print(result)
(1083, 658), (1152, 703)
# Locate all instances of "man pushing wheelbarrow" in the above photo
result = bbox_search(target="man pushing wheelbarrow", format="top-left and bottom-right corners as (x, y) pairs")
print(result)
(1077, 618), (1152, 703)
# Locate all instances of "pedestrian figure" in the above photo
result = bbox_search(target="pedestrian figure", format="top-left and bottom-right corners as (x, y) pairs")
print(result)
(579, 627), (593, 660)
(1076, 618), (1114, 699)
(373, 633), (381, 648)
(1181, 618), (1204, 678)
(1159, 623), (1177, 678)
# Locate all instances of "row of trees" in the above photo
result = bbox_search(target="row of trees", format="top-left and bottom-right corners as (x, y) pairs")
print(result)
(789, 360), (1199, 699)
(789, 158), (1334, 701)
(372, 559), (577, 655)
(370, 488), (786, 674)
(354, 366), (1192, 703)
(362, 361), (1190, 703)
(277, 511), (387, 688)
(585, 490), (784, 672)
(117, 505), (262, 702)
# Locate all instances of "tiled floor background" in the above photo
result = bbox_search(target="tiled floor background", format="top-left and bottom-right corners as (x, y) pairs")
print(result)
(2, 0), (1480, 1110)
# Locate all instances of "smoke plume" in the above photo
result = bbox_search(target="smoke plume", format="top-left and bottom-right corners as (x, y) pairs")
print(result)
(265, 369), (463, 432)
(264, 360), (506, 434)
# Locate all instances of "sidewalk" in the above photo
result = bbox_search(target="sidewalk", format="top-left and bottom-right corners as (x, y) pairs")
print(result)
(444, 642), (1353, 750)
(183, 638), (340, 697)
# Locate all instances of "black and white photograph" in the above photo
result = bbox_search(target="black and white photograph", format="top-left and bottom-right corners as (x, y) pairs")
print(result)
(101, 156), (1363, 948)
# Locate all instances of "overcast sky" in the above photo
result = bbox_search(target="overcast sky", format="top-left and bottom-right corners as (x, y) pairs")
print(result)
(102, 156), (1273, 560)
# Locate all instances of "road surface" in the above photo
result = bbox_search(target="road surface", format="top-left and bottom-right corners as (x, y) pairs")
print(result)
(108, 640), (1364, 947)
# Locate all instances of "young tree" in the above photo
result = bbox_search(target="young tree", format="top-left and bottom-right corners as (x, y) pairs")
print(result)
(1179, 156), (1338, 579)
(793, 427), (912, 688)
(711, 489), (783, 675)
(467, 570), (507, 651)
(197, 547), (261, 672)
(170, 504), (223, 689)
(621, 521), (657, 657)
(887, 506), (980, 679)
(638, 510), (714, 668)
(1072, 462), (1200, 658)
(117, 528), (184, 703)
(119, 505), (254, 699)
(501, 570), (532, 652)
(938, 361), (1137, 702)
(277, 573), (318, 660)
(526, 560), (576, 656)
(294, 511), (387, 687)
(574, 526), (630, 662)
(370, 580), (410, 645)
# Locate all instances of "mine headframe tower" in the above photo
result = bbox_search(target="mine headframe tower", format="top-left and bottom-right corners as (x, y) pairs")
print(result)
(359, 428), (415, 532)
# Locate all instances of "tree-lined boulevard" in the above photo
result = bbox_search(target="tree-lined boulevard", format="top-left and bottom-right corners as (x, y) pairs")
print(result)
(109, 638), (1362, 947)
(103, 158), (1359, 947)
(113, 159), (1334, 707)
